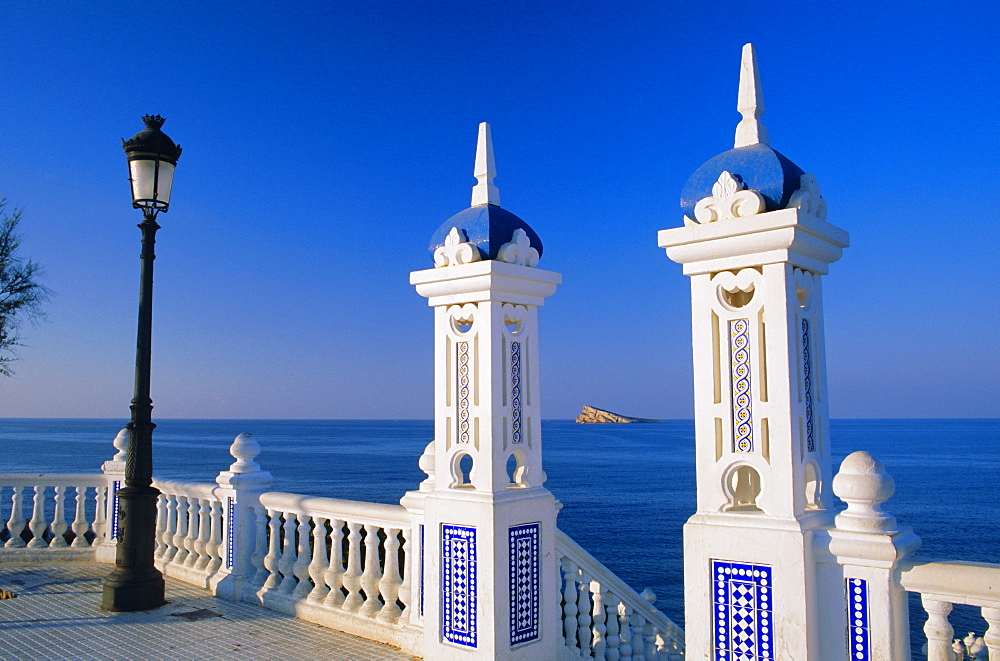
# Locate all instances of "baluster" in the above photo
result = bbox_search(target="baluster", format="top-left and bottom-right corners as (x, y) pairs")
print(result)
(27, 486), (48, 548)
(397, 530), (412, 622)
(982, 608), (1000, 660)
(618, 604), (633, 660)
(605, 594), (622, 661)
(194, 498), (212, 570)
(173, 496), (191, 565)
(578, 570), (593, 656)
(153, 493), (167, 559)
(922, 596), (955, 661)
(590, 581), (607, 660)
(341, 521), (364, 612)
(207, 499), (223, 573)
(307, 516), (330, 602)
(291, 513), (314, 600)
(378, 528), (403, 622)
(562, 557), (580, 651)
(93, 485), (107, 539)
(260, 508), (282, 591)
(630, 613), (646, 661)
(248, 504), (270, 588)
(359, 524), (385, 617)
(277, 511), (299, 594)
(161, 494), (179, 563)
(643, 622), (657, 660)
(70, 486), (90, 548)
(323, 519), (347, 608)
(48, 486), (68, 547)
(185, 497), (205, 568)
(5, 487), (25, 547)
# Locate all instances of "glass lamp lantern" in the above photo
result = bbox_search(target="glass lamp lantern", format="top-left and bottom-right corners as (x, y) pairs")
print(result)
(122, 115), (182, 212)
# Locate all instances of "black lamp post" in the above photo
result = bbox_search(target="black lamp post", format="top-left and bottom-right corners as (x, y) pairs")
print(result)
(102, 115), (181, 612)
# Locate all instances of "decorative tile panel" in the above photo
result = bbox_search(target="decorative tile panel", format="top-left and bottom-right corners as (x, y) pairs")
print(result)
(730, 319), (754, 452)
(457, 342), (471, 443)
(847, 578), (870, 661)
(802, 319), (815, 452)
(420, 524), (425, 617)
(442, 524), (477, 647)
(713, 559), (773, 660)
(509, 522), (540, 645)
(510, 341), (523, 444)
(226, 496), (235, 569)
(111, 480), (121, 540)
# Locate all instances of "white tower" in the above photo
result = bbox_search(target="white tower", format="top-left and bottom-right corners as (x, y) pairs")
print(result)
(659, 44), (849, 659)
(406, 123), (562, 659)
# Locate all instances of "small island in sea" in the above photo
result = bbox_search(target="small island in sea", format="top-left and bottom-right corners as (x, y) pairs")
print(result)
(575, 404), (665, 423)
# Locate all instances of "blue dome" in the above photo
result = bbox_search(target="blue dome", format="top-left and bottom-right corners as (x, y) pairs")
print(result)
(429, 204), (543, 261)
(680, 144), (804, 220)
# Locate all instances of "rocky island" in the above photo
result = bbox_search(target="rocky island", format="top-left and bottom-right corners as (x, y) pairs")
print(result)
(575, 405), (664, 424)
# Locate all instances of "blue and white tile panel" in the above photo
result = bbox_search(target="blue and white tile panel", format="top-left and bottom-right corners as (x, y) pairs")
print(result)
(801, 319), (815, 452)
(713, 559), (773, 660)
(847, 578), (870, 661)
(457, 342), (471, 443)
(730, 319), (754, 453)
(442, 524), (477, 647)
(226, 496), (235, 569)
(509, 522), (540, 645)
(111, 480), (121, 540)
(510, 341), (523, 444)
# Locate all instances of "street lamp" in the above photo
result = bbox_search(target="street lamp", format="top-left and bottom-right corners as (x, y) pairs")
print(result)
(102, 115), (182, 612)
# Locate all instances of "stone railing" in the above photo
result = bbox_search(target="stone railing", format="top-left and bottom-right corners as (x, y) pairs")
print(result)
(556, 529), (685, 660)
(245, 491), (420, 653)
(153, 478), (227, 588)
(0, 473), (108, 557)
(900, 560), (1000, 660)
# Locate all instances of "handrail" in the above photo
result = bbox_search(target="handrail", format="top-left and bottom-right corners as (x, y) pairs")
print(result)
(152, 477), (219, 499)
(900, 558), (1000, 608)
(0, 473), (106, 487)
(258, 492), (409, 527)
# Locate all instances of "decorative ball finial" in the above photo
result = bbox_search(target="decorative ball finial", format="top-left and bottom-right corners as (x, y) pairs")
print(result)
(228, 432), (262, 473)
(112, 428), (128, 462)
(832, 451), (898, 532)
(735, 43), (769, 148)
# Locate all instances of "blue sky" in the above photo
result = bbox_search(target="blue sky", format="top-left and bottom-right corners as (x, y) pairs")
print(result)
(1, 1), (997, 419)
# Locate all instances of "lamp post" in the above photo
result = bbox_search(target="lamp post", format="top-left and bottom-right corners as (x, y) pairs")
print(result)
(101, 115), (181, 612)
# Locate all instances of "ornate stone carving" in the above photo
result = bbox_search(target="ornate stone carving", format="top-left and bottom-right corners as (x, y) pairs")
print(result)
(497, 228), (539, 267)
(693, 171), (765, 224)
(434, 227), (481, 268)
(787, 173), (827, 220)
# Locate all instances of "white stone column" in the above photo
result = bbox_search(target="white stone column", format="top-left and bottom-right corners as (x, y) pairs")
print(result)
(214, 432), (273, 600)
(816, 451), (920, 660)
(409, 255), (562, 660)
(95, 428), (128, 562)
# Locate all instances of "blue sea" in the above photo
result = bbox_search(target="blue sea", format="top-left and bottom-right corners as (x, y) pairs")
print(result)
(0, 418), (996, 652)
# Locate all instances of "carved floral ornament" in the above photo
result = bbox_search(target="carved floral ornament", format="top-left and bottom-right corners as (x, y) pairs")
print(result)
(497, 228), (539, 267)
(686, 171), (828, 225)
(434, 227), (481, 268)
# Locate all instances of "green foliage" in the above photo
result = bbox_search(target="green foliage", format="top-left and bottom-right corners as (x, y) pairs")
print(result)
(0, 200), (51, 376)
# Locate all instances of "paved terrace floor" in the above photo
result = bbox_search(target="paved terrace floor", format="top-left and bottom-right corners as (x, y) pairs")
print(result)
(0, 561), (418, 660)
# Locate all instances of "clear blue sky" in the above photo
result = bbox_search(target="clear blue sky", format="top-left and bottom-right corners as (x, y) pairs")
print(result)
(1, 1), (997, 419)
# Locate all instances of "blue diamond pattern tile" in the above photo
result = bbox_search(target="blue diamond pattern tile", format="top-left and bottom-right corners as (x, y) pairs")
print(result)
(713, 560), (773, 661)
(443, 524), (477, 647)
(509, 522), (540, 645)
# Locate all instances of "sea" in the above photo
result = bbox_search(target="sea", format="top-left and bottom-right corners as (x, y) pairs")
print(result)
(0, 417), (996, 653)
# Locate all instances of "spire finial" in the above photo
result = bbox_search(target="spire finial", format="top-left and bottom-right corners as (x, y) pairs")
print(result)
(471, 122), (501, 206)
(735, 43), (769, 148)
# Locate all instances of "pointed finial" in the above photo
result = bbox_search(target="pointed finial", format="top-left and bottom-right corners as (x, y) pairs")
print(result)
(735, 43), (769, 148)
(471, 122), (501, 206)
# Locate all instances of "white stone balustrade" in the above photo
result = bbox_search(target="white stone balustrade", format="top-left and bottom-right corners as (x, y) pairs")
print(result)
(899, 560), (1000, 661)
(556, 530), (685, 660)
(152, 478), (227, 588)
(0, 474), (107, 556)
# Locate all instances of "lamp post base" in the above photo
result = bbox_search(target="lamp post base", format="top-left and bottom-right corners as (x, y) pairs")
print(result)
(101, 486), (164, 612)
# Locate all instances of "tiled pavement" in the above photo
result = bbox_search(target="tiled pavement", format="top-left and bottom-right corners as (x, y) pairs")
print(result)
(0, 561), (418, 660)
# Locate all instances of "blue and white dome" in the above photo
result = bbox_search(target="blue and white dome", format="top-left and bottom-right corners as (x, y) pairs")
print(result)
(428, 122), (543, 263)
(680, 143), (804, 220)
